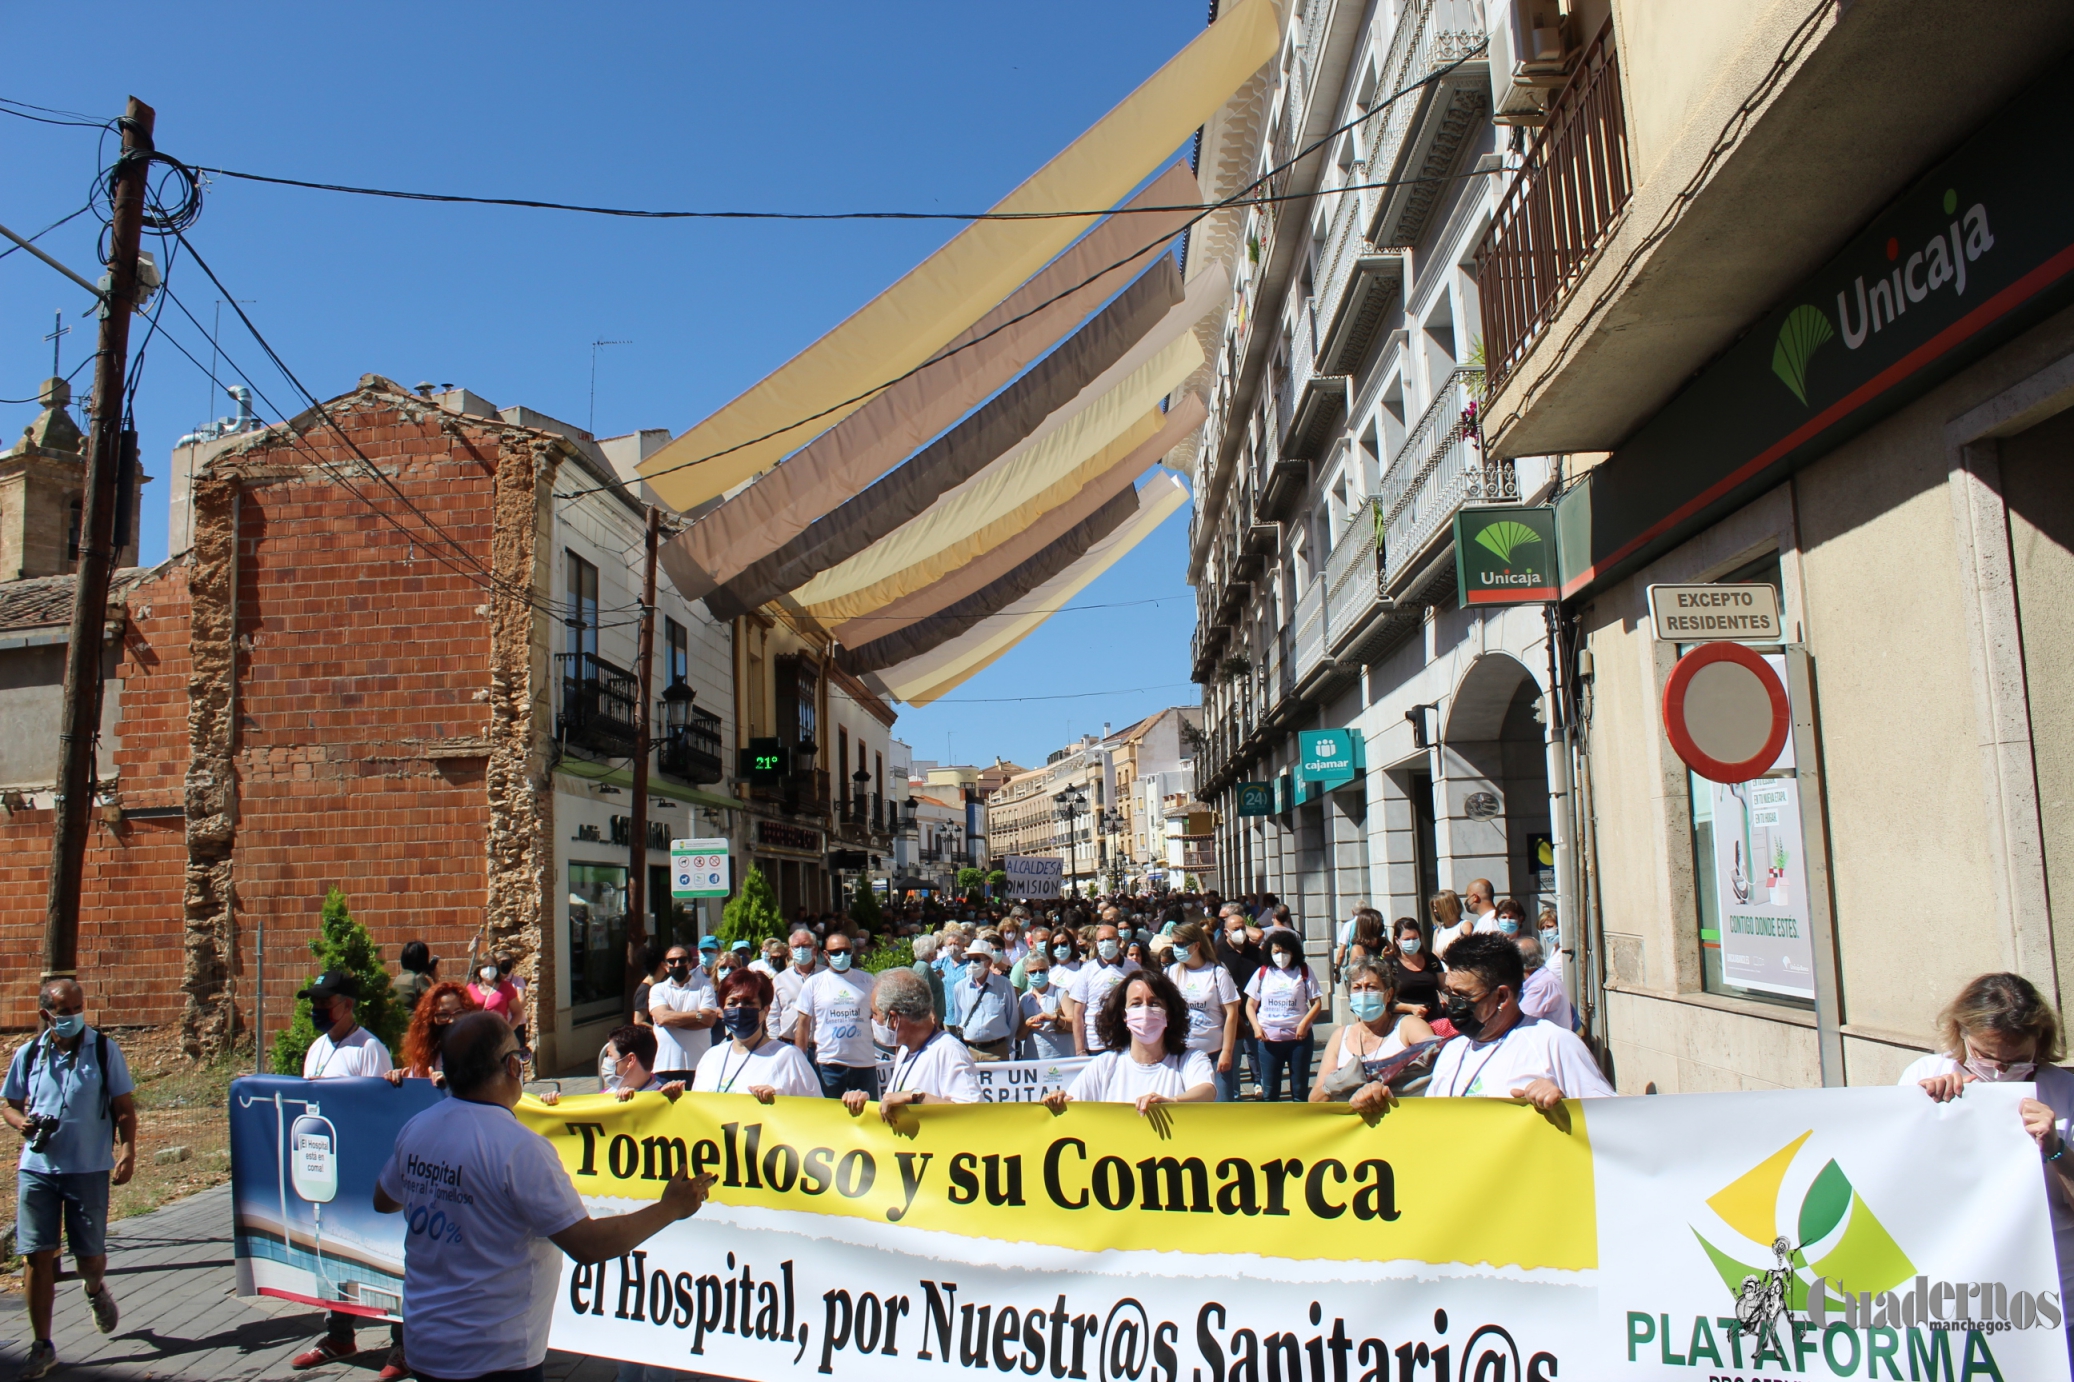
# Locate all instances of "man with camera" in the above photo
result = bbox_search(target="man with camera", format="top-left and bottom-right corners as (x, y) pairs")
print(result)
(1, 979), (138, 1381)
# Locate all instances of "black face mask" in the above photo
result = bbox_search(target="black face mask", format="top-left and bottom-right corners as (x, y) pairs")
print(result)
(1446, 990), (1492, 1040)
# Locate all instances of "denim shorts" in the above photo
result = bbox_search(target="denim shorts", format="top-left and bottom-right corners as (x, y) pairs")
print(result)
(16, 1169), (111, 1258)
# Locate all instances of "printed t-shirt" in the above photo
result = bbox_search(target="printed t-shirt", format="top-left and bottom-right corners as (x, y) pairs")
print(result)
(647, 971), (718, 1072)
(1426, 1016), (1615, 1099)
(1066, 960), (1141, 1052)
(693, 1038), (822, 1097)
(378, 1096), (587, 1374)
(1166, 962), (1239, 1053)
(799, 968), (876, 1068)
(1065, 1049), (1216, 1103)
(1245, 963), (1320, 1041)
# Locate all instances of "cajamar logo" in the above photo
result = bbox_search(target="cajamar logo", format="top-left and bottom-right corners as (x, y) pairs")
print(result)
(1473, 519), (1542, 565)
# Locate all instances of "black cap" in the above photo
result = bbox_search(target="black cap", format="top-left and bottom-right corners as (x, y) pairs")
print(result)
(297, 968), (361, 1002)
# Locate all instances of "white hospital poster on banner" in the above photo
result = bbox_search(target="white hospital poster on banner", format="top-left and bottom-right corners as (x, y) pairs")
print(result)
(1002, 855), (1063, 900)
(1709, 777), (1815, 998)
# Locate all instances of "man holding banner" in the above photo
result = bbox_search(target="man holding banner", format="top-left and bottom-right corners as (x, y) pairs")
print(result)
(373, 1013), (714, 1382)
(1426, 933), (1613, 1106)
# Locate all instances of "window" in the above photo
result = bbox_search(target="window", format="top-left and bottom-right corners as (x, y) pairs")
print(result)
(568, 862), (627, 1015)
(839, 728), (851, 806)
(1685, 552), (1810, 1008)
(666, 618), (689, 685)
(567, 552), (599, 660)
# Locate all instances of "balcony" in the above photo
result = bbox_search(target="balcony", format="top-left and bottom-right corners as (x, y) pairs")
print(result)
(1367, 0), (1494, 249)
(1325, 496), (1393, 661)
(1254, 398), (1309, 522)
(1475, 23), (1631, 391)
(1313, 167), (1406, 376)
(1278, 312), (1348, 464)
(657, 705), (725, 786)
(750, 767), (830, 820)
(1379, 368), (1517, 597)
(1293, 577), (1328, 689)
(556, 652), (639, 758)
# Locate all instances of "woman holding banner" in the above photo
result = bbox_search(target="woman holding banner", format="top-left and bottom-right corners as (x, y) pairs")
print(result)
(693, 970), (821, 1102)
(1310, 962), (1435, 1112)
(1044, 974), (1214, 1115)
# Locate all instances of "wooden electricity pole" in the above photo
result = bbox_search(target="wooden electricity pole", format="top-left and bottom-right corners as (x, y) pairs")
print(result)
(625, 504), (660, 1014)
(44, 96), (154, 982)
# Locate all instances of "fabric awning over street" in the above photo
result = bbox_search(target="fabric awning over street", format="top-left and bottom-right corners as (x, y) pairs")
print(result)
(877, 471), (1190, 704)
(662, 165), (1204, 599)
(634, 0), (1279, 510)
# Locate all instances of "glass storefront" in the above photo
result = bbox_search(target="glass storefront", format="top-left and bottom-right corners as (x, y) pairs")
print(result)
(569, 862), (627, 1018)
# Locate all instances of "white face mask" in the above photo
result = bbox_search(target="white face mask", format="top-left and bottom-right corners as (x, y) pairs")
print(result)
(1964, 1054), (2036, 1083)
(872, 1020), (898, 1048)
(1272, 951), (1295, 969)
(479, 966), (499, 984)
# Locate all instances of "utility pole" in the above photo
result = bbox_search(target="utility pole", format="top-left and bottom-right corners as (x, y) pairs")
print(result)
(44, 97), (153, 983)
(625, 504), (660, 1014)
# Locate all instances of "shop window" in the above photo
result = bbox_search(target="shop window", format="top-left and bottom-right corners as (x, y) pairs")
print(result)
(569, 861), (627, 1016)
(1684, 553), (1811, 1008)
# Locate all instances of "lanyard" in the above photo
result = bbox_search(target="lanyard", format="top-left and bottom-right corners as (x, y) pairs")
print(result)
(1439, 1029), (1513, 1098)
(714, 1044), (756, 1094)
(889, 1031), (944, 1093)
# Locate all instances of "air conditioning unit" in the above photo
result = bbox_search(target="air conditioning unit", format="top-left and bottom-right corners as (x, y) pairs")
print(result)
(1488, 0), (1573, 126)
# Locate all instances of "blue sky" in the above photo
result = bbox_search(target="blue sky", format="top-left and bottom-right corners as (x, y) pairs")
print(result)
(0, 3), (1206, 772)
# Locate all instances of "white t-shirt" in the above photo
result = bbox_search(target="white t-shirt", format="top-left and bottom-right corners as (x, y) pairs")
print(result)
(1245, 963), (1321, 1041)
(799, 968), (876, 1068)
(1432, 921), (1472, 958)
(1166, 962), (1239, 1053)
(377, 1097), (587, 1375)
(1899, 1054), (2074, 1293)
(770, 965), (816, 1042)
(1427, 1016), (1616, 1099)
(1066, 1049), (1216, 1102)
(693, 1038), (822, 1097)
(647, 971), (718, 1072)
(303, 1026), (393, 1079)
(1066, 960), (1142, 1052)
(885, 1030), (979, 1104)
(1470, 908), (1503, 933)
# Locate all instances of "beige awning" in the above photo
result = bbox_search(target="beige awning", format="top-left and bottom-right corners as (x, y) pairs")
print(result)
(797, 393), (1202, 626)
(882, 471), (1191, 704)
(792, 329), (1203, 605)
(635, 0), (1280, 509)
(667, 165), (1204, 596)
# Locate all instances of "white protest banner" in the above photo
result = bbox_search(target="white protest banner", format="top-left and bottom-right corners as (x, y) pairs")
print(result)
(873, 1056), (1089, 1103)
(524, 1084), (2068, 1381)
(1002, 855), (1063, 900)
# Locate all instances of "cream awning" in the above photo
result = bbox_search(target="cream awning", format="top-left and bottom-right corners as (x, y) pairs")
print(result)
(635, 0), (1279, 509)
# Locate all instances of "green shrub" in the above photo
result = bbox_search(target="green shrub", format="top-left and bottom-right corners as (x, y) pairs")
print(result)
(848, 875), (883, 932)
(719, 865), (785, 949)
(270, 889), (406, 1075)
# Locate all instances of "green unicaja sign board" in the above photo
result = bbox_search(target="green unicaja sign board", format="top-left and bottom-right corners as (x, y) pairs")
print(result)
(1455, 505), (1558, 608)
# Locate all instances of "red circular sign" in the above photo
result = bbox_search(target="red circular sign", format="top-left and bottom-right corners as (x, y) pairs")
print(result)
(1661, 643), (1790, 783)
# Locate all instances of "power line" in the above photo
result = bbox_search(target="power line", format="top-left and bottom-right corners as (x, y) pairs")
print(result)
(552, 40), (1489, 501)
(925, 682), (1199, 704)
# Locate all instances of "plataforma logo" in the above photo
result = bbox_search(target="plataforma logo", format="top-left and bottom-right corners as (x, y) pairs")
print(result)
(1473, 519), (1543, 565)
(1693, 1130), (1914, 1323)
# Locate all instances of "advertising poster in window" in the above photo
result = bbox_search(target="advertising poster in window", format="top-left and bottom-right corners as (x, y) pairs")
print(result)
(1707, 777), (1815, 999)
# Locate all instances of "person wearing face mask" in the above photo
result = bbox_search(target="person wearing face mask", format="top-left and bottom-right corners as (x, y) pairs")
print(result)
(1387, 917), (1444, 1025)
(946, 943), (1017, 1060)
(467, 959), (520, 1028)
(1164, 922), (1242, 1102)
(933, 926), (970, 974)
(1426, 932), (1614, 1105)
(1491, 898), (1526, 938)
(387, 983), (480, 1084)
(1311, 962), (1436, 1113)
(1044, 975), (1214, 1115)
(1514, 935), (1573, 1032)
(1001, 917), (1030, 965)
(794, 933), (880, 1100)
(847, 969), (978, 1122)
(693, 971), (821, 1101)
(751, 938), (787, 977)
(4, 980), (138, 1382)
(1016, 956), (1077, 1060)
(1009, 926), (1052, 991)
(908, 932), (949, 1021)
(285, 971), (393, 1372)
(1245, 931), (1322, 1101)
(770, 929), (821, 1042)
(1062, 924), (1141, 1056)
(1464, 879), (1500, 933)
(1047, 929), (1084, 988)
(646, 945), (721, 1079)
(537, 1026), (686, 1106)
(1536, 905), (1563, 985)
(1903, 972), (2074, 1308)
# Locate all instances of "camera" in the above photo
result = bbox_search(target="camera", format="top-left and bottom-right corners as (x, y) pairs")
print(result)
(20, 1112), (59, 1155)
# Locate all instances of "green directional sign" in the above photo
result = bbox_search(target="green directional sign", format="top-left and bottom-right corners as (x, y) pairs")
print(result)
(1236, 782), (1274, 816)
(1455, 505), (1558, 608)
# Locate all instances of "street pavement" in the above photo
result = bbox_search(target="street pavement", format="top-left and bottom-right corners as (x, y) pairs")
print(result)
(0, 1185), (619, 1382)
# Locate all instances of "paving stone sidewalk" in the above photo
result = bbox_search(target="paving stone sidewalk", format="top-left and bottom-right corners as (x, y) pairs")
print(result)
(0, 1185), (619, 1382)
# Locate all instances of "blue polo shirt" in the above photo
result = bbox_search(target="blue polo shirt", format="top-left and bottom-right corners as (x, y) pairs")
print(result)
(3, 1029), (134, 1175)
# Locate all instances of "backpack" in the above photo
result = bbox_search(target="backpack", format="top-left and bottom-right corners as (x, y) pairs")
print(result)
(23, 1027), (112, 1121)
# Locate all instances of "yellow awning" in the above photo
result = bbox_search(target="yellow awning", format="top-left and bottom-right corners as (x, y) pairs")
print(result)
(635, 0), (1280, 509)
(883, 472), (1191, 704)
(792, 329), (1203, 605)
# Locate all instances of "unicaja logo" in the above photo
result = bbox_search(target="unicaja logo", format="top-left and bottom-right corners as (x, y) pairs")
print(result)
(1473, 520), (1541, 564)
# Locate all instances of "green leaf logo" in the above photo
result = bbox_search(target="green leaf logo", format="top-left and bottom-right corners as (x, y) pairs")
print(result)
(1771, 305), (1834, 406)
(1474, 520), (1542, 563)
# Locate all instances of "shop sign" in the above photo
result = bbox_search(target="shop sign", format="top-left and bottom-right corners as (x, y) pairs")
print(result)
(669, 837), (730, 899)
(1453, 506), (1558, 607)
(1557, 69), (2074, 600)
(1236, 782), (1274, 816)
(755, 819), (823, 854)
(1297, 728), (1363, 788)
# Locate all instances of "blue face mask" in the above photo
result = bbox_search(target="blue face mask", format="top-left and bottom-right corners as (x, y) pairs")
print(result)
(48, 1013), (84, 1040)
(793, 946), (816, 968)
(1052, 943), (1073, 960)
(1497, 919), (1520, 937)
(1028, 971), (1051, 990)
(1097, 939), (1120, 961)
(1398, 937), (1422, 956)
(1349, 992), (1387, 1022)
(829, 952), (853, 972)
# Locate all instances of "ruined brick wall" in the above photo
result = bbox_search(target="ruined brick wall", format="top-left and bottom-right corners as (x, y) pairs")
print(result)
(0, 561), (193, 1028)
